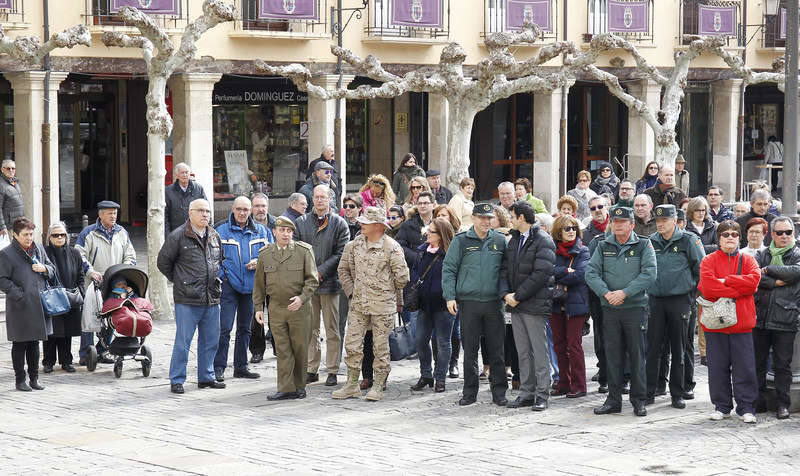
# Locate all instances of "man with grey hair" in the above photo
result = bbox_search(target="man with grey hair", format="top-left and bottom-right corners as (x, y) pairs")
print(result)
(633, 194), (656, 236)
(736, 189), (777, 247)
(165, 162), (207, 237)
(282, 193), (308, 224)
(306, 144), (342, 197)
(0, 158), (24, 239)
(643, 165), (686, 206)
(497, 182), (516, 211)
(251, 192), (276, 231)
(584, 195), (610, 244)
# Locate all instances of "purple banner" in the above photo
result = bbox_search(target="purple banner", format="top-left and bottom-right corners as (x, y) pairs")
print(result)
(0, 0), (12, 10)
(258, 0), (318, 20)
(391, 0), (444, 29)
(506, 0), (552, 32)
(779, 7), (799, 40)
(607, 0), (649, 33)
(698, 5), (736, 36)
(111, 0), (179, 15)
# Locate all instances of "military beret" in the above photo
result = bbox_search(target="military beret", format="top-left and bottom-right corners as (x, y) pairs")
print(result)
(676, 209), (686, 221)
(274, 216), (296, 230)
(654, 204), (677, 218)
(426, 169), (441, 177)
(609, 205), (634, 220)
(472, 203), (495, 217)
(315, 161), (334, 171)
(97, 200), (120, 210)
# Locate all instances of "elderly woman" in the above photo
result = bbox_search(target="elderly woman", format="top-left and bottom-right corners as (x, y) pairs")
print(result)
(567, 170), (598, 221)
(360, 174), (395, 212)
(697, 220), (761, 423)
(449, 177), (475, 231)
(43, 222), (86, 374)
(392, 153), (426, 204)
(685, 196), (718, 254)
(0, 217), (56, 392)
(741, 217), (768, 257)
(515, 178), (548, 214)
(557, 195), (580, 219)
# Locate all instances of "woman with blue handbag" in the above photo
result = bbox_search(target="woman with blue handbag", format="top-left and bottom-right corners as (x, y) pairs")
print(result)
(0, 217), (57, 391)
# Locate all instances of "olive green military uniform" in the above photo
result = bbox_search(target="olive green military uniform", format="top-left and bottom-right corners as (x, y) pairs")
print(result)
(252, 240), (319, 393)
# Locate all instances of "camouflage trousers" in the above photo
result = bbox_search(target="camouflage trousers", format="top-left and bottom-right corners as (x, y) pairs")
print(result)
(343, 311), (394, 374)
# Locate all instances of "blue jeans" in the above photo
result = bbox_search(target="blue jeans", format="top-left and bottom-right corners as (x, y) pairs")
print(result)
(78, 331), (112, 358)
(214, 280), (254, 371)
(546, 321), (559, 381)
(416, 309), (455, 381)
(402, 309), (419, 343)
(169, 303), (221, 385)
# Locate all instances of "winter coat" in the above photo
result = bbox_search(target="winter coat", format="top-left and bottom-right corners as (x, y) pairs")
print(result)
(709, 204), (734, 223)
(635, 175), (658, 195)
(583, 217), (608, 245)
(432, 186), (453, 206)
(157, 222), (224, 306)
(0, 174), (24, 233)
(585, 232), (657, 310)
(281, 207), (303, 224)
(45, 244), (86, 338)
(590, 175), (620, 198)
(676, 169), (690, 195)
(75, 220), (136, 287)
(395, 212), (430, 266)
(644, 182), (687, 207)
(0, 240), (56, 342)
(448, 191), (474, 232)
(442, 228), (507, 303)
(306, 155), (343, 193)
(551, 239), (590, 317)
(736, 210), (777, 248)
(216, 214), (273, 295)
(698, 250), (760, 334)
(634, 215), (657, 237)
(685, 219), (719, 254)
(294, 210), (350, 294)
(346, 219), (361, 241)
(410, 244), (447, 314)
(754, 246), (800, 332)
(298, 175), (340, 213)
(498, 224), (556, 315)
(648, 227), (705, 297)
(164, 180), (207, 237)
(392, 165), (426, 204)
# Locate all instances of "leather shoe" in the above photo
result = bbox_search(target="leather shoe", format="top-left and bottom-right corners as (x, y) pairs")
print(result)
(671, 398), (686, 409)
(434, 380), (446, 393)
(214, 367), (225, 382)
(267, 391), (299, 401)
(29, 379), (45, 391)
(458, 396), (476, 406)
(655, 385), (667, 396)
(359, 379), (373, 390)
(233, 368), (261, 379)
(448, 366), (459, 378)
(507, 397), (535, 408)
(493, 396), (508, 407)
(410, 377), (433, 391)
(43, 365), (54, 374)
(566, 391), (587, 398)
(531, 398), (548, 412)
(622, 382), (630, 394)
(198, 381), (226, 389)
(170, 383), (184, 394)
(306, 373), (319, 384)
(550, 388), (568, 397)
(98, 354), (115, 364)
(250, 353), (263, 364)
(598, 384), (609, 394)
(700, 356), (707, 366)
(296, 389), (307, 399)
(633, 402), (648, 416)
(645, 396), (655, 405)
(594, 403), (621, 415)
(78, 357), (87, 366)
(15, 381), (32, 392)
(777, 406), (790, 419)
(682, 390), (695, 400)
(325, 374), (338, 386)
(591, 371), (600, 382)
(62, 364), (76, 373)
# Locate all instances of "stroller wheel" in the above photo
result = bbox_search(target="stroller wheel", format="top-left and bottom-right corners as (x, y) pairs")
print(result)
(113, 359), (123, 378)
(140, 345), (152, 378)
(87, 346), (98, 372)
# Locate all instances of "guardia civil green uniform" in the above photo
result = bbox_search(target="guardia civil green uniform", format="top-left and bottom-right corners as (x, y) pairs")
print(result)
(253, 217), (319, 396)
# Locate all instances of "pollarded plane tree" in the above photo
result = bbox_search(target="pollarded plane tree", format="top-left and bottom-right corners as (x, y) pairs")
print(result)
(0, 24), (91, 65)
(102, 0), (235, 319)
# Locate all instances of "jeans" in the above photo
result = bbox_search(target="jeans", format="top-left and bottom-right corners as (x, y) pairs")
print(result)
(416, 308), (456, 381)
(214, 280), (254, 372)
(79, 331), (112, 358)
(546, 321), (559, 381)
(170, 303), (221, 385)
(402, 309), (419, 344)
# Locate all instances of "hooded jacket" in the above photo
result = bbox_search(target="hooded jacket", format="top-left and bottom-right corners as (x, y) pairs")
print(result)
(216, 213), (273, 294)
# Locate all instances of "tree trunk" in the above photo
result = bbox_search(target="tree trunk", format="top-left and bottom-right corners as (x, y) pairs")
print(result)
(445, 101), (479, 191)
(655, 130), (680, 169)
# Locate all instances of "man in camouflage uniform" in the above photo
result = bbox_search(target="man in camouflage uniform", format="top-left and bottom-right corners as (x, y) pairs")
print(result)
(253, 216), (319, 401)
(333, 207), (410, 401)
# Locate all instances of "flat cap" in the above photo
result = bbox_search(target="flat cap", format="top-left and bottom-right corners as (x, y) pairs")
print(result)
(97, 200), (120, 210)
(654, 204), (677, 218)
(609, 205), (634, 220)
(473, 203), (495, 217)
(274, 216), (296, 230)
(426, 169), (441, 177)
(315, 161), (335, 171)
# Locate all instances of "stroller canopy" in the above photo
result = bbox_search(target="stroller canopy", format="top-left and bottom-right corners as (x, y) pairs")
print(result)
(101, 264), (149, 300)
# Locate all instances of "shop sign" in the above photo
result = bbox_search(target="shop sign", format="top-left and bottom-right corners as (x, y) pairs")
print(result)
(506, 0), (552, 32)
(0, 1), (12, 10)
(698, 5), (736, 36)
(258, 0), (318, 21)
(111, 0), (180, 14)
(213, 82), (308, 105)
(300, 121), (310, 140)
(391, 0), (444, 29)
(607, 0), (648, 34)
(224, 150), (251, 196)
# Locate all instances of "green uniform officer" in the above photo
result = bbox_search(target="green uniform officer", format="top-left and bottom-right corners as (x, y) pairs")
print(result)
(253, 216), (319, 401)
(586, 205), (657, 417)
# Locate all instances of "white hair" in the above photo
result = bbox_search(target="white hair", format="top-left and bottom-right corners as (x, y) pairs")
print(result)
(174, 162), (191, 174)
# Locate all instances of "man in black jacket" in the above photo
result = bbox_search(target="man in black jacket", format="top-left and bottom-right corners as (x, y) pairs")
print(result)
(305, 144), (342, 192)
(426, 169), (453, 205)
(736, 189), (777, 248)
(396, 192), (435, 266)
(165, 162), (207, 237)
(157, 199), (224, 395)
(584, 196), (609, 244)
(500, 201), (556, 411)
(294, 185), (351, 386)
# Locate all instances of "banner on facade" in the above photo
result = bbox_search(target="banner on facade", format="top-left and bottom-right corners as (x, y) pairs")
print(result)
(698, 5), (736, 36)
(779, 7), (800, 39)
(0, 1), (12, 10)
(607, 0), (649, 33)
(258, 0), (318, 20)
(506, 0), (552, 32)
(110, 0), (180, 15)
(391, 0), (444, 29)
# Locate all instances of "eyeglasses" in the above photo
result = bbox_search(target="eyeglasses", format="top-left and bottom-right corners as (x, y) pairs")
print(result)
(578, 179), (590, 183)
(720, 231), (739, 239)
(51, 233), (67, 238)
(590, 205), (604, 211)
(410, 186), (423, 190)
(563, 226), (579, 232)
(343, 204), (359, 209)
(774, 229), (794, 237)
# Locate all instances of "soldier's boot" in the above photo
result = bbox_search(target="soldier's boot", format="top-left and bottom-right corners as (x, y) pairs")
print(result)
(332, 368), (362, 399)
(365, 372), (388, 401)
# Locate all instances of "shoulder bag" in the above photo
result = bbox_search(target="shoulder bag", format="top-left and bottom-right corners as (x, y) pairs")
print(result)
(552, 256), (574, 303)
(697, 255), (742, 330)
(403, 253), (440, 312)
(41, 273), (71, 317)
(389, 314), (415, 361)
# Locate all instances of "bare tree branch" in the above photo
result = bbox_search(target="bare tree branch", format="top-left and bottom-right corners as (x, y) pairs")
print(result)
(0, 24), (91, 66)
(587, 34), (669, 86)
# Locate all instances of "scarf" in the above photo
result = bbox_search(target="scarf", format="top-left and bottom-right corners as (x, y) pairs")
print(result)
(617, 198), (634, 208)
(769, 238), (796, 266)
(593, 214), (609, 232)
(557, 239), (576, 258)
(594, 174), (620, 188)
(643, 174), (658, 190)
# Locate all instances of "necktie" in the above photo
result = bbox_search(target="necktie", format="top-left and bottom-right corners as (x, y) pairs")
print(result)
(517, 235), (525, 257)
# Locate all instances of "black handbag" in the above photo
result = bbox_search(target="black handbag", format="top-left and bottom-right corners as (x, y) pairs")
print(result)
(552, 256), (574, 303)
(389, 315), (415, 361)
(66, 287), (84, 309)
(41, 275), (71, 317)
(404, 254), (440, 312)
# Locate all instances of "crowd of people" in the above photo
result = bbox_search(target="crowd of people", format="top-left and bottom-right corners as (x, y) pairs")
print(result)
(1, 150), (799, 424)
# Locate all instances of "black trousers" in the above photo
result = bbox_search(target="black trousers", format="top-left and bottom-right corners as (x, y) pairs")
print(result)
(657, 295), (698, 392)
(11, 341), (40, 383)
(505, 323), (520, 382)
(460, 300), (506, 400)
(43, 337), (73, 366)
(753, 328), (797, 409)
(604, 307), (647, 406)
(647, 295), (689, 398)
(361, 331), (375, 380)
(450, 318), (460, 368)
(590, 293), (607, 384)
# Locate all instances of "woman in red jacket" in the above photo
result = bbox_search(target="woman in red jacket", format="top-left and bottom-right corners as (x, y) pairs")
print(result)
(697, 220), (761, 424)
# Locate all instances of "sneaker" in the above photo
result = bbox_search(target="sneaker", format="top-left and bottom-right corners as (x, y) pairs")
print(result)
(740, 413), (757, 424)
(710, 411), (731, 421)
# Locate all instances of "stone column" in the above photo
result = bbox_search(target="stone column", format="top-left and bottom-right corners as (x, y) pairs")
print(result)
(428, 93), (449, 187)
(711, 79), (743, 200)
(169, 72), (222, 213)
(626, 79), (661, 180)
(7, 71), (70, 232)
(533, 82), (573, 211)
(308, 74), (354, 191)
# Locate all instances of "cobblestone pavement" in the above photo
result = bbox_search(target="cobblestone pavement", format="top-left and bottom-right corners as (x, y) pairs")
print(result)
(2, 320), (799, 476)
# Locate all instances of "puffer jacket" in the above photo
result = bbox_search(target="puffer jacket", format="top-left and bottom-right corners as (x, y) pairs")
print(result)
(293, 210), (350, 294)
(157, 222), (223, 306)
(552, 239), (590, 317)
(395, 212), (428, 266)
(410, 243), (447, 314)
(685, 219), (718, 254)
(216, 213), (273, 294)
(499, 223), (556, 315)
(0, 174), (24, 232)
(75, 220), (136, 286)
(165, 180), (207, 237)
(754, 245), (800, 332)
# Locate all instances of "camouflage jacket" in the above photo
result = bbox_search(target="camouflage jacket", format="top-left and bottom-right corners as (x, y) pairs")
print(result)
(338, 233), (409, 315)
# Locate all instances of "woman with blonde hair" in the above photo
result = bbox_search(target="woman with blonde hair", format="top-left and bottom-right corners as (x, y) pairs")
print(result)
(556, 195), (580, 219)
(449, 177), (476, 231)
(434, 203), (462, 233)
(402, 176), (431, 214)
(359, 174), (395, 211)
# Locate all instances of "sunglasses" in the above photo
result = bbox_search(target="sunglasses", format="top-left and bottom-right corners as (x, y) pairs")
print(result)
(774, 229), (794, 237)
(590, 205), (604, 211)
(370, 181), (385, 187)
(323, 170), (332, 175)
(343, 204), (359, 209)
(388, 216), (402, 220)
(51, 233), (67, 238)
(563, 226), (579, 232)
(720, 232), (739, 239)
(410, 185), (423, 190)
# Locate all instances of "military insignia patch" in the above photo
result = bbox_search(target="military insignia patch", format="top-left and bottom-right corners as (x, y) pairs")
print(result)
(630, 250), (635, 256)
(615, 209), (623, 216)
(656, 208), (663, 216)
(673, 246), (678, 252)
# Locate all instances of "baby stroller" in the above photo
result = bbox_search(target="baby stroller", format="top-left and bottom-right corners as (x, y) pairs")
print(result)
(85, 264), (154, 378)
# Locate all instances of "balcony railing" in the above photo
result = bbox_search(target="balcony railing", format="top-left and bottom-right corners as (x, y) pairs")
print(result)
(762, 1), (789, 48)
(680, 1), (740, 46)
(483, 0), (558, 41)
(84, 0), (188, 30)
(0, 0), (25, 25)
(365, 0), (450, 40)
(585, 0), (654, 43)
(233, 0), (328, 34)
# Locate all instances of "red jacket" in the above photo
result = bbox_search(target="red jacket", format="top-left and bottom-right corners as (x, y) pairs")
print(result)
(697, 250), (761, 334)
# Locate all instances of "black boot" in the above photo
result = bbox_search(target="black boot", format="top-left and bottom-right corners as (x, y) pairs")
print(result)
(29, 374), (44, 390)
(410, 377), (434, 391)
(15, 376), (31, 392)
